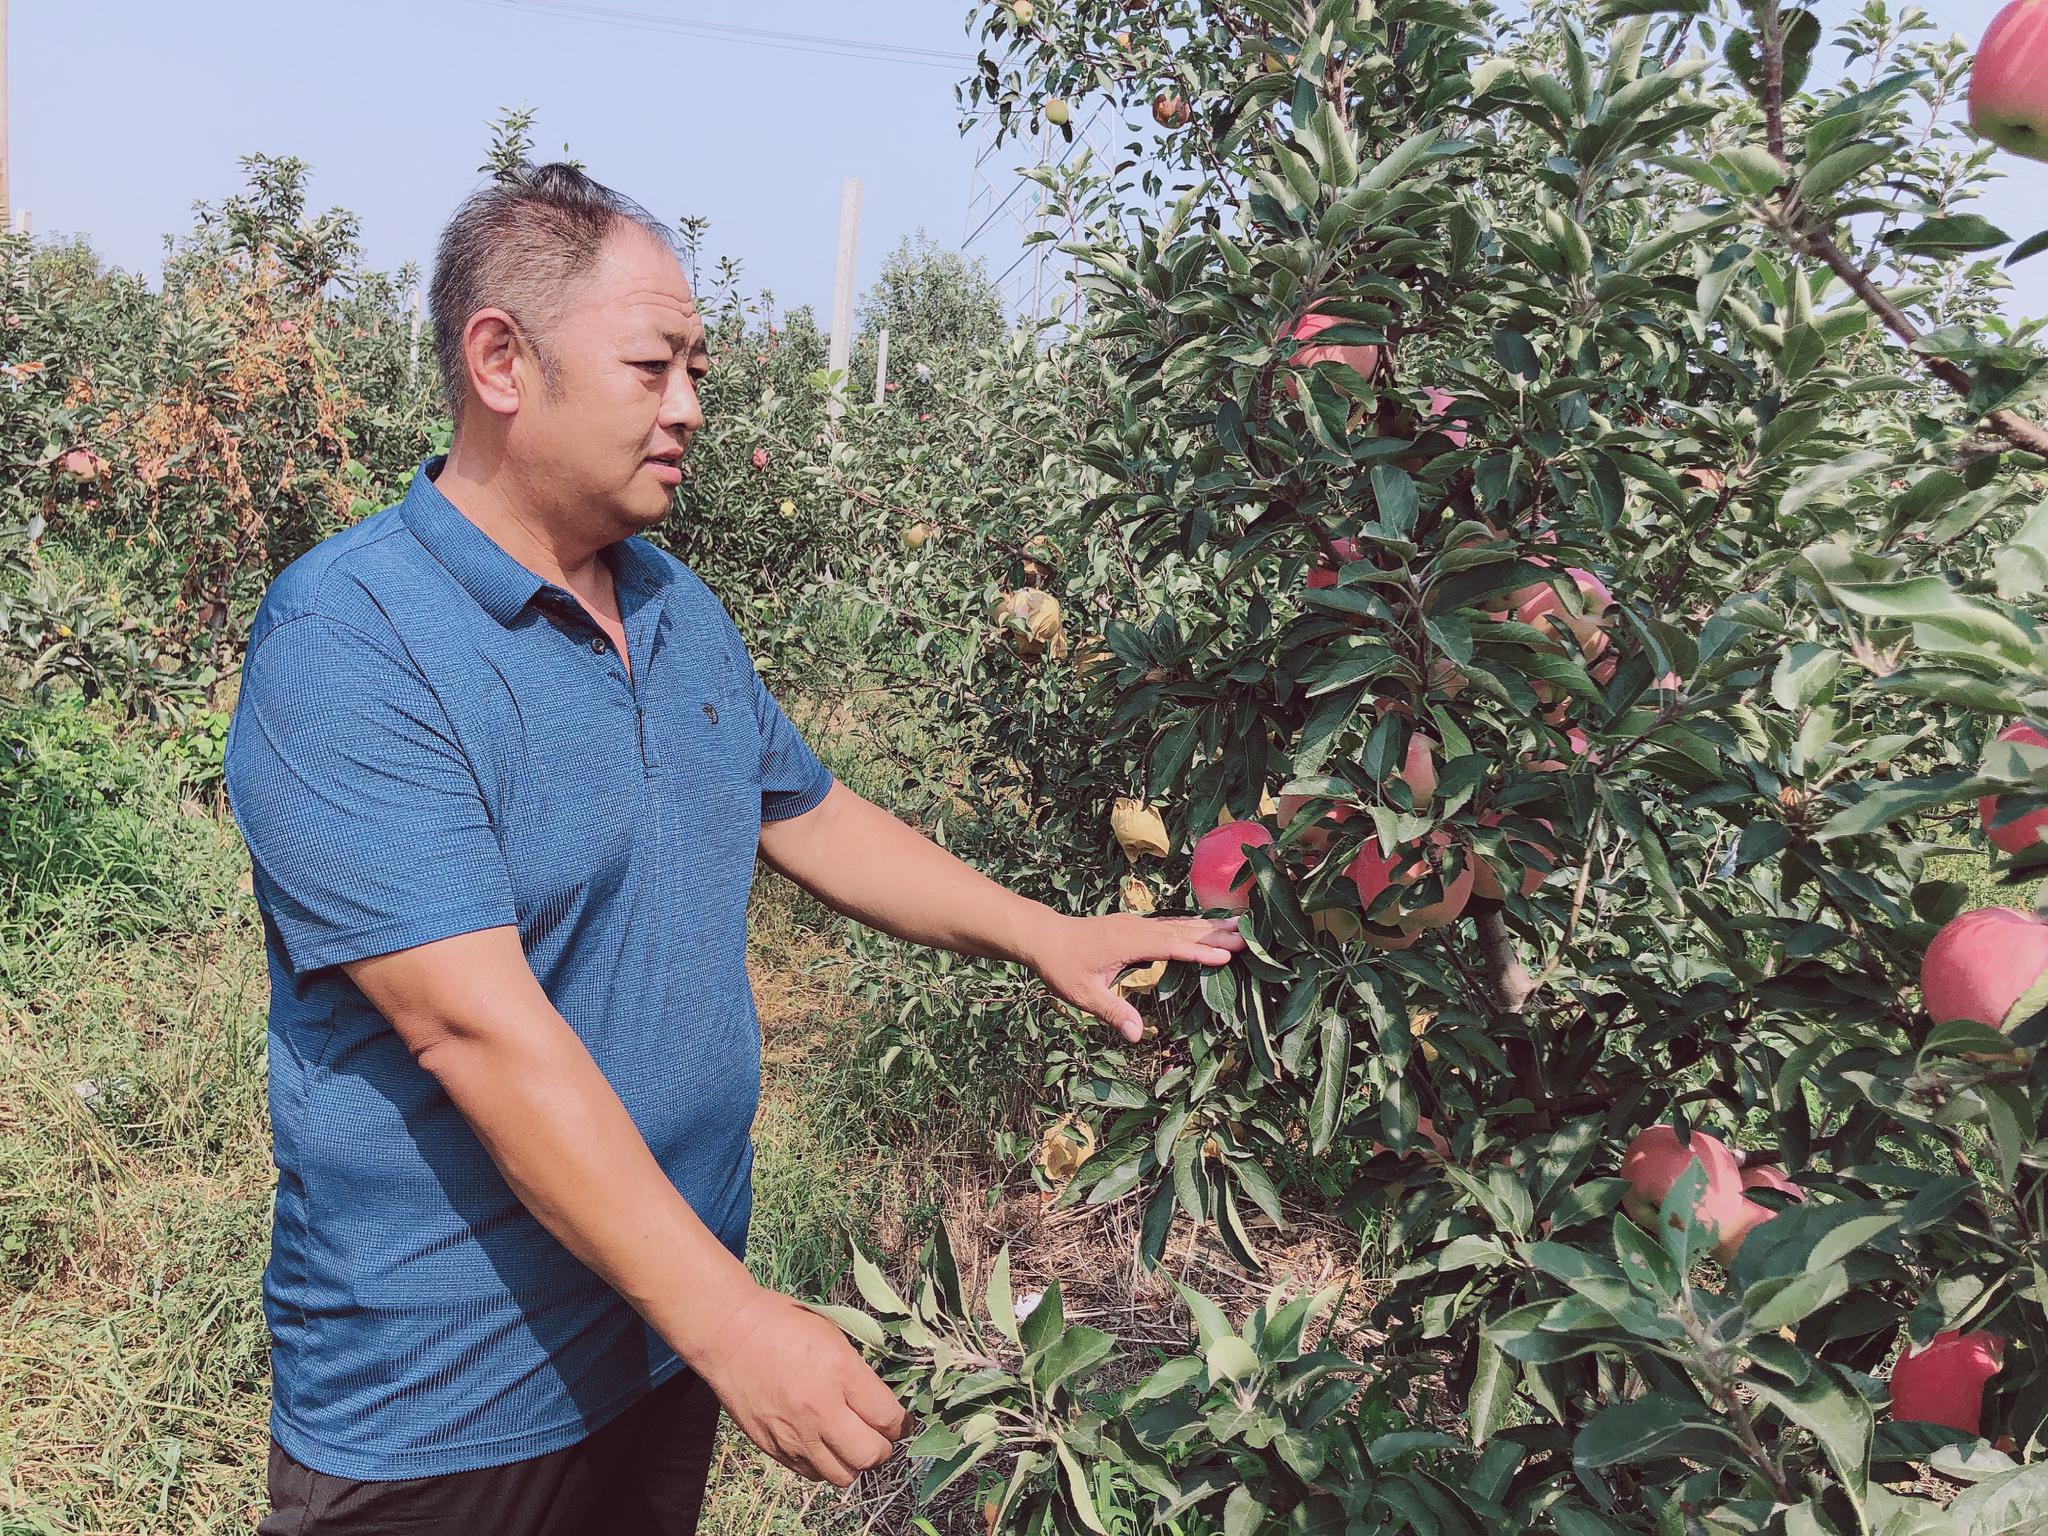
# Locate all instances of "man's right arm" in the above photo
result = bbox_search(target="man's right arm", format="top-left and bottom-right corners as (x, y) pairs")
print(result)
(343, 925), (911, 1487)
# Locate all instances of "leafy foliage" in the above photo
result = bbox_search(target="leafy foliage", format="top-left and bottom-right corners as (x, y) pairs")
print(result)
(788, 1), (2048, 1530)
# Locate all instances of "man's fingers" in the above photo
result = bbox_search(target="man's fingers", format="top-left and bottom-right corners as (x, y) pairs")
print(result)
(1090, 989), (1144, 1042)
(802, 1436), (858, 1488)
(822, 1410), (896, 1479)
(846, 1370), (914, 1440)
(1168, 942), (1240, 967)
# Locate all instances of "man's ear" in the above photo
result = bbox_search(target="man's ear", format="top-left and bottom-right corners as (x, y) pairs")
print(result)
(463, 308), (529, 419)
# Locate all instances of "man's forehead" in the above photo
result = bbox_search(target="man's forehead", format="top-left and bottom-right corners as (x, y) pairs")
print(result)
(579, 230), (703, 345)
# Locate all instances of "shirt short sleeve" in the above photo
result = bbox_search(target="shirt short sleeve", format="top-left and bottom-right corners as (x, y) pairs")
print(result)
(714, 611), (833, 823)
(225, 613), (517, 978)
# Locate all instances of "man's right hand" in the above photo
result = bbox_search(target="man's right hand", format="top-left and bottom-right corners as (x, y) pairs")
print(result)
(694, 1285), (913, 1486)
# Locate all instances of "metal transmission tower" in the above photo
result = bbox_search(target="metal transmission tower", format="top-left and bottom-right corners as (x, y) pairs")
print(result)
(961, 100), (1120, 327)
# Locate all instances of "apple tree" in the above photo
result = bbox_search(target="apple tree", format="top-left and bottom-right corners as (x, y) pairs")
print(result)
(815, 1), (2048, 1531)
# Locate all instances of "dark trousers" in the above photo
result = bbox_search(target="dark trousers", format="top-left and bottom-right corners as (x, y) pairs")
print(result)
(258, 1369), (722, 1536)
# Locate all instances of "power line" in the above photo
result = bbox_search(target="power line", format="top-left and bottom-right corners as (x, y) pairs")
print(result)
(455, 0), (976, 70)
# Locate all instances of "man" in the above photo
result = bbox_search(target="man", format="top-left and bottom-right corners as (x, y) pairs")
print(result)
(225, 162), (1242, 1535)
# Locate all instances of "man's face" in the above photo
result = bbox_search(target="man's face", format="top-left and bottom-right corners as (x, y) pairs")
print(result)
(513, 223), (710, 531)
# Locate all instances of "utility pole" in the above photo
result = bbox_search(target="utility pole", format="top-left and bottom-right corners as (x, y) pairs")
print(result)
(872, 326), (889, 406)
(2, 0), (12, 236)
(826, 177), (861, 423)
(408, 286), (423, 384)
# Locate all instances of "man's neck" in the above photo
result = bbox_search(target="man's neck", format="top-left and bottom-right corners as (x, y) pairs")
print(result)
(433, 437), (620, 610)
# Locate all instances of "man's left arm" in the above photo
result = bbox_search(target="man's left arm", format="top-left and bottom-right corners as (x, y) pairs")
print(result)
(756, 782), (1242, 1041)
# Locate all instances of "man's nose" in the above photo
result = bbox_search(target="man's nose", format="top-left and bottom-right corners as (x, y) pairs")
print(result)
(663, 374), (705, 438)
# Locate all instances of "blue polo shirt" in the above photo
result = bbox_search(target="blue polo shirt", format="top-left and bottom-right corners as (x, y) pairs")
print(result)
(223, 456), (833, 1481)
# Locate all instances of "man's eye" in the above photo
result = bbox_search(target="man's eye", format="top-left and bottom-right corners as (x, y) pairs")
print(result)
(633, 360), (670, 374)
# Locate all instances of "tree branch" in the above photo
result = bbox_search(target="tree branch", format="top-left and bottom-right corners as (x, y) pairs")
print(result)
(1474, 908), (1538, 1013)
(1744, 6), (2048, 458)
(1791, 219), (2048, 457)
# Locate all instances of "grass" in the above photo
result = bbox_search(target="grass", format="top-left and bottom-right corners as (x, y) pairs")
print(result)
(0, 683), (984, 1535)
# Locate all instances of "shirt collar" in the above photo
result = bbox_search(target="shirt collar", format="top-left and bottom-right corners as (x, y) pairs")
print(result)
(399, 455), (660, 628)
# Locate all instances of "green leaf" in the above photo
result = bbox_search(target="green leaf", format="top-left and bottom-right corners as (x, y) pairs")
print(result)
(1056, 1440), (1109, 1534)
(1744, 1262), (1848, 1333)
(1781, 449), (1889, 520)
(1798, 142), (1890, 200)
(800, 1301), (886, 1350)
(1224, 1484), (1263, 1536)
(1493, 327), (1541, 381)
(1721, 143), (1789, 195)
(1887, 214), (2011, 255)
(1020, 1277), (1064, 1355)
(986, 1245), (1019, 1344)
(1747, 1358), (1871, 1496)
(1771, 642), (1840, 710)
(1573, 1392), (1739, 1468)
(1952, 1462), (2048, 1536)
(1612, 1212), (1680, 1296)
(1034, 1324), (1116, 1394)
(1311, 1012), (1350, 1154)
(852, 1249), (908, 1316)
(1206, 1334), (1261, 1385)
(1469, 1334), (1517, 1446)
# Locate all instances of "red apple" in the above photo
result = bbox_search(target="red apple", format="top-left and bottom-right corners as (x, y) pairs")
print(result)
(1720, 1164), (1807, 1257)
(1471, 813), (1556, 900)
(1191, 821), (1275, 913)
(1306, 535), (1362, 589)
(1370, 1114), (1451, 1161)
(1890, 1331), (2006, 1434)
(1971, 1), (2048, 162)
(59, 447), (105, 483)
(1979, 722), (2048, 852)
(751, 447), (769, 471)
(1283, 308), (1383, 401)
(1420, 385), (1469, 447)
(1512, 566), (1613, 654)
(1152, 91), (1191, 128)
(1522, 727), (1595, 774)
(1920, 906), (2048, 1032)
(1619, 1125), (1755, 1257)
(1277, 793), (1357, 856)
(1398, 731), (1438, 802)
(1344, 832), (1475, 947)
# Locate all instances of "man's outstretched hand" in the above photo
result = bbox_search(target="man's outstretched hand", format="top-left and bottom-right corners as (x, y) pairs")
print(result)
(1024, 912), (1246, 1042)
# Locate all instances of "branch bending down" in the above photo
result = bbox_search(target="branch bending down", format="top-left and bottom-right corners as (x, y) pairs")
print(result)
(1787, 210), (2048, 457)
(1745, 0), (2048, 457)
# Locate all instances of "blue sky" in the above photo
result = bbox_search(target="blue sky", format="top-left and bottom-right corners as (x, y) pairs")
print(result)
(13, 0), (2046, 327)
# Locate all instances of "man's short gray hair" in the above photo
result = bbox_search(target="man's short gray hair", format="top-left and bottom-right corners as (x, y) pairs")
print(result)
(428, 161), (680, 423)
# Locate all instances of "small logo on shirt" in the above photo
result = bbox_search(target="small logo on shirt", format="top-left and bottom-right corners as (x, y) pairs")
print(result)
(702, 702), (719, 725)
